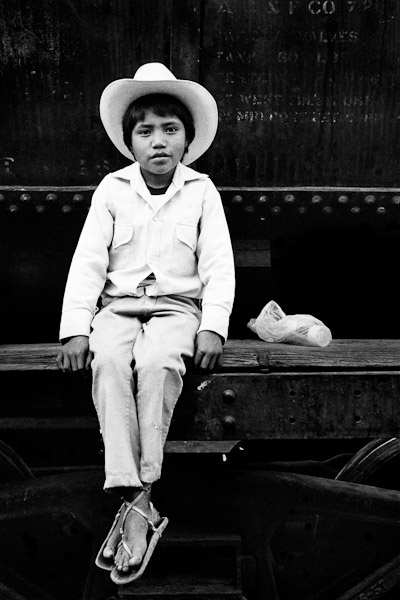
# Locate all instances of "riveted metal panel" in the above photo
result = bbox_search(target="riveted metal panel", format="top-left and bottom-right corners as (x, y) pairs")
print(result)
(171, 372), (400, 441)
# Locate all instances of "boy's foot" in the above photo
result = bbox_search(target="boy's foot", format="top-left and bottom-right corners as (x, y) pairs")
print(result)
(114, 490), (152, 572)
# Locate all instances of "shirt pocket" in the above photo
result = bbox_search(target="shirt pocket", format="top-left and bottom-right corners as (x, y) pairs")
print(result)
(171, 224), (198, 276)
(112, 224), (134, 249)
(109, 224), (136, 272)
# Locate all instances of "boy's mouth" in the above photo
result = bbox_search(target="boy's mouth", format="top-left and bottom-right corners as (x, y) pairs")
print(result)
(152, 153), (169, 159)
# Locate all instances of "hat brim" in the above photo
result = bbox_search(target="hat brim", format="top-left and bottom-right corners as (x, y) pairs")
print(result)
(99, 79), (218, 165)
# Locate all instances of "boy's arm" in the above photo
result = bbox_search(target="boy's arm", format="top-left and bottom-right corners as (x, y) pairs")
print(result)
(196, 179), (236, 343)
(59, 177), (114, 340)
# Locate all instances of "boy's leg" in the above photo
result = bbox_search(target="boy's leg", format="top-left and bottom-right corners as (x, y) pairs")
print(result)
(90, 297), (144, 491)
(113, 294), (200, 571)
(132, 295), (201, 483)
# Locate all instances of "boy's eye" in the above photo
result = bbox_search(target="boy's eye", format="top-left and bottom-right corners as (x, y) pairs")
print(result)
(137, 129), (150, 136)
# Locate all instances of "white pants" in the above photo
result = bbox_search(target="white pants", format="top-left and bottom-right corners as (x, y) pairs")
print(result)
(89, 293), (201, 491)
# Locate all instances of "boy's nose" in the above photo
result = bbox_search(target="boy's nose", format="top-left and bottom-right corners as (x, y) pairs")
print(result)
(152, 132), (167, 147)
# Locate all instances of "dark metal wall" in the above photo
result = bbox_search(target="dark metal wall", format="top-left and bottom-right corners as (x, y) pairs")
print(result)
(1, 0), (399, 186)
(0, 0), (200, 185)
(201, 0), (400, 187)
(1, 0), (400, 342)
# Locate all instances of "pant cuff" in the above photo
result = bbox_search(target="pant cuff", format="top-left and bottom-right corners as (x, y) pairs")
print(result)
(104, 473), (142, 491)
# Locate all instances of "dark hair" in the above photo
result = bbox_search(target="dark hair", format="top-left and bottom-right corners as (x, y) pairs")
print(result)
(122, 93), (195, 154)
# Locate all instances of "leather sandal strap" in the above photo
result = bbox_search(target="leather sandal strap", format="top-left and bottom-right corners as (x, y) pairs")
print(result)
(119, 490), (146, 534)
(118, 538), (133, 558)
(118, 494), (146, 556)
(127, 504), (158, 532)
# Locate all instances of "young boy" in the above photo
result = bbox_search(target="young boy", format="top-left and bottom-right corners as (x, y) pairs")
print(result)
(56, 63), (235, 584)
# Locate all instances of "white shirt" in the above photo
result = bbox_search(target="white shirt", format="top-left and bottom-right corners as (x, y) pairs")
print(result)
(59, 162), (235, 341)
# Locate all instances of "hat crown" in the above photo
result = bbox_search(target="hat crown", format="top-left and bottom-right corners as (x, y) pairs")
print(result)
(133, 62), (176, 82)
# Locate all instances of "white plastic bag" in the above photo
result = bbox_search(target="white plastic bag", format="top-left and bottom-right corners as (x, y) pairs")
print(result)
(247, 300), (332, 347)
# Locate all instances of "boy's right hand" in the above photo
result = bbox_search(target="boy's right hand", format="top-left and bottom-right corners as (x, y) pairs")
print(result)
(56, 335), (93, 373)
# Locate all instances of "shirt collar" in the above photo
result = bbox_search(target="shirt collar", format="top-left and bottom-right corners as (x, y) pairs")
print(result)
(110, 162), (207, 188)
(109, 162), (208, 206)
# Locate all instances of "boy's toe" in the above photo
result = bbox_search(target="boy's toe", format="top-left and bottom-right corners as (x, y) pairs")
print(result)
(103, 546), (114, 558)
(122, 553), (132, 571)
(128, 548), (145, 568)
(114, 547), (123, 568)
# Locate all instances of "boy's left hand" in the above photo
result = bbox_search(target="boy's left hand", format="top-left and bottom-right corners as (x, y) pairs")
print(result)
(194, 330), (223, 371)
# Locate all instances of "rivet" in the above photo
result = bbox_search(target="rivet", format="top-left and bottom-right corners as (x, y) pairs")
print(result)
(8, 204), (18, 212)
(271, 206), (281, 214)
(323, 206), (333, 214)
(46, 193), (57, 202)
(284, 194), (295, 203)
(311, 195), (322, 204)
(350, 206), (361, 214)
(258, 195), (268, 204)
(377, 206), (386, 215)
(232, 195), (243, 204)
(338, 195), (349, 204)
(221, 415), (236, 428)
(298, 206), (307, 214)
(391, 196), (400, 205)
(222, 389), (236, 403)
(20, 193), (31, 202)
(364, 194), (375, 204)
(36, 205), (45, 213)
(0, 194), (4, 202)
(61, 205), (72, 214)
(244, 205), (255, 214)
(73, 193), (84, 203)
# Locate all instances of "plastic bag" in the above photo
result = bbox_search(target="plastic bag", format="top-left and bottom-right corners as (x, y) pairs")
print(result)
(247, 300), (332, 347)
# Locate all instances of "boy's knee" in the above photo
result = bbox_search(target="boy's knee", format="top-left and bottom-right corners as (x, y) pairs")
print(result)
(135, 350), (183, 376)
(92, 346), (133, 373)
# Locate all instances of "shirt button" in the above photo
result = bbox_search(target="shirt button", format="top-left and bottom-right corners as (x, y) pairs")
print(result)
(153, 216), (158, 221)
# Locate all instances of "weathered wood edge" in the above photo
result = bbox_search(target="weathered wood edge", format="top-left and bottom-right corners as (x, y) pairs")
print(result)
(1, 339), (400, 371)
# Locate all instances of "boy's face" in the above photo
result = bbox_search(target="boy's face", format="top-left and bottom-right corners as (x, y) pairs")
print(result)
(130, 109), (188, 186)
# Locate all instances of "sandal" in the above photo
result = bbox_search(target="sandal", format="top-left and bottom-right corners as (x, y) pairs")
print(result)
(110, 500), (169, 584)
(95, 490), (146, 571)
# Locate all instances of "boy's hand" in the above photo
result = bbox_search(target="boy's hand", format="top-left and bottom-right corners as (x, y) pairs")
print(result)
(56, 335), (93, 373)
(194, 330), (223, 371)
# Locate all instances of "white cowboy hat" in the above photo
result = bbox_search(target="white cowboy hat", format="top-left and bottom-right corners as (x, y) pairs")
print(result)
(99, 62), (218, 165)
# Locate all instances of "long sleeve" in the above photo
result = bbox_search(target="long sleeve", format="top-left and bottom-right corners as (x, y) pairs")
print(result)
(59, 177), (114, 339)
(196, 179), (235, 341)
